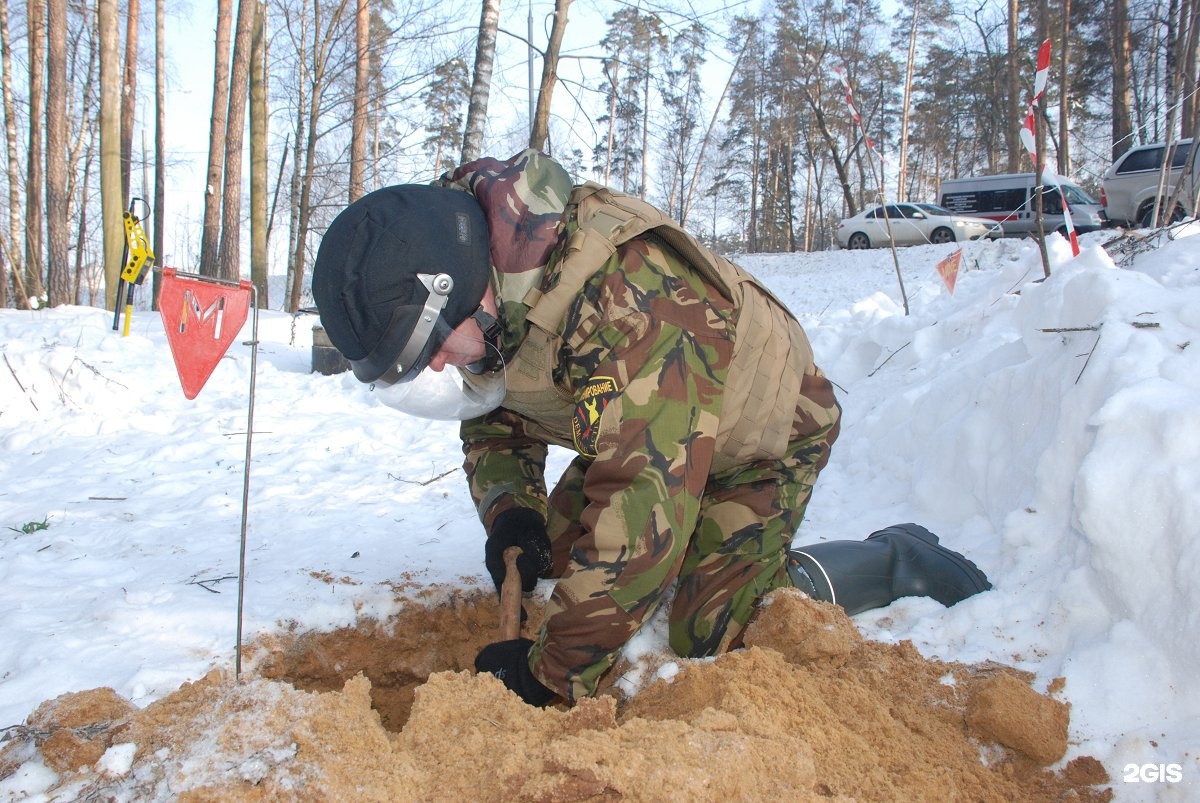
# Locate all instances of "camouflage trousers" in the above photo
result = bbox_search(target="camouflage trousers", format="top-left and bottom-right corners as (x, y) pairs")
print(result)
(543, 377), (841, 697)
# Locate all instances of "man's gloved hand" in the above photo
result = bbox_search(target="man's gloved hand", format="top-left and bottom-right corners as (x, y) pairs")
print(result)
(474, 638), (558, 707)
(485, 507), (553, 594)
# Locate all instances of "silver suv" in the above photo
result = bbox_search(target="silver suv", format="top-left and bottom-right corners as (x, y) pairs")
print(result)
(1101, 139), (1195, 227)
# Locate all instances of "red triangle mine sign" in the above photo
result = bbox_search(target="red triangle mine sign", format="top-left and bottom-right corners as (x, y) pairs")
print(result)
(935, 249), (963, 296)
(158, 268), (253, 399)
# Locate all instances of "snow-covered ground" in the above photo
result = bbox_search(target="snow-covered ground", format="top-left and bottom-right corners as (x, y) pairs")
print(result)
(1, 226), (1197, 800)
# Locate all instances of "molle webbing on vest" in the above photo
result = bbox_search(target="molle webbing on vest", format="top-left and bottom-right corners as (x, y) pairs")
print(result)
(563, 182), (813, 465)
(566, 183), (750, 303)
(506, 181), (818, 465)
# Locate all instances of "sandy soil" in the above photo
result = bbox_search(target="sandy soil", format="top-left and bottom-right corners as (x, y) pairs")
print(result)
(0, 588), (1113, 801)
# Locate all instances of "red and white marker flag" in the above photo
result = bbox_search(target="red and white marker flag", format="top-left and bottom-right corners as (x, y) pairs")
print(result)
(1032, 38), (1051, 100)
(1020, 38), (1080, 256)
(834, 67), (879, 158)
(158, 268), (253, 399)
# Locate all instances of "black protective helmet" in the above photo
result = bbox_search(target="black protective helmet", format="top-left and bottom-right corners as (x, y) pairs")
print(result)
(311, 184), (492, 384)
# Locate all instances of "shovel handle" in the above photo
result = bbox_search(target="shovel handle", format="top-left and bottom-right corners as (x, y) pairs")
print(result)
(499, 546), (523, 641)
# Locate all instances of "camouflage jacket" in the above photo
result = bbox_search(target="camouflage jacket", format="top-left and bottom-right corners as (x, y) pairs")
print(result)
(438, 151), (831, 700)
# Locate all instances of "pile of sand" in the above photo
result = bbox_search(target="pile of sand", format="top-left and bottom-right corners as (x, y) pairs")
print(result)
(0, 588), (1112, 801)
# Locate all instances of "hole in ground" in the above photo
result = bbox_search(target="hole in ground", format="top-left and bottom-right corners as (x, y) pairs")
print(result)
(251, 588), (545, 731)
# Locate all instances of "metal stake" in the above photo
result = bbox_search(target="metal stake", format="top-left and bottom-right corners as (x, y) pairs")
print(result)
(235, 285), (260, 679)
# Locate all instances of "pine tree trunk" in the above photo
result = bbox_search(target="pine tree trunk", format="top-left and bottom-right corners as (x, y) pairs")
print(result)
(897, 1), (919, 202)
(349, 0), (367, 201)
(1, 0), (20, 307)
(153, 0), (166, 307)
(1180, 0), (1200, 137)
(1006, 0), (1021, 172)
(216, 0), (257, 281)
(250, 0), (268, 306)
(99, 0), (124, 309)
(199, 0), (233, 277)
(45, 0), (70, 306)
(120, 0), (139, 200)
(1111, 0), (1133, 159)
(640, 35), (651, 198)
(1057, 0), (1071, 175)
(25, 0), (46, 305)
(461, 0), (499, 163)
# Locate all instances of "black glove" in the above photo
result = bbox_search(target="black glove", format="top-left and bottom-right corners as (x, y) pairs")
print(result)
(474, 638), (558, 707)
(485, 507), (553, 594)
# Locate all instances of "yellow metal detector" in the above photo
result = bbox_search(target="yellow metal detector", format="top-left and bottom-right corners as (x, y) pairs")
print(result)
(112, 198), (156, 336)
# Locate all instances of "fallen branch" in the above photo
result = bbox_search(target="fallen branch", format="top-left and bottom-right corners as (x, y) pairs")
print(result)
(3, 354), (38, 411)
(188, 574), (239, 594)
(1076, 332), (1102, 384)
(1040, 320), (1161, 334)
(867, 342), (911, 378)
(389, 467), (459, 486)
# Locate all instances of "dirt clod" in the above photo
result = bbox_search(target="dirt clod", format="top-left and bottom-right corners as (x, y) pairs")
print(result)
(966, 671), (1070, 765)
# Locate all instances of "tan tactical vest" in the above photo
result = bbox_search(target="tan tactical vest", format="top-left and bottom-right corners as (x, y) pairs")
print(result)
(499, 183), (816, 471)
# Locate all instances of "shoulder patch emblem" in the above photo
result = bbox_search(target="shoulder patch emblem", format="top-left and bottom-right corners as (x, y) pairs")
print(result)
(572, 376), (619, 457)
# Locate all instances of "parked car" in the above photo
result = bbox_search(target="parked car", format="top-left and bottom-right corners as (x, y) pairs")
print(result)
(938, 172), (1106, 236)
(1101, 138), (1195, 227)
(835, 203), (1001, 249)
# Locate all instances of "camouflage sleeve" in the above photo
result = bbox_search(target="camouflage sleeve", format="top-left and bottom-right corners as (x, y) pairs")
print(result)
(527, 239), (736, 702)
(460, 409), (549, 531)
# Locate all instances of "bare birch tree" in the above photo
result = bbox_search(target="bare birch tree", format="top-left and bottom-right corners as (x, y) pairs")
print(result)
(897, 0), (920, 200)
(286, 0), (353, 313)
(462, 0), (499, 162)
(529, 0), (570, 151)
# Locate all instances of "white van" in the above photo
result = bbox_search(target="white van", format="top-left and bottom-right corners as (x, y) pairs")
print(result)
(1101, 139), (1194, 227)
(938, 173), (1106, 237)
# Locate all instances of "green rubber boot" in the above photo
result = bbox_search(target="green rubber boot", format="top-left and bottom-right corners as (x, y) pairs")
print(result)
(787, 523), (992, 616)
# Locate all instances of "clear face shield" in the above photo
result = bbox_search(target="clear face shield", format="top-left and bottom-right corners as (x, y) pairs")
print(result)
(371, 359), (507, 421)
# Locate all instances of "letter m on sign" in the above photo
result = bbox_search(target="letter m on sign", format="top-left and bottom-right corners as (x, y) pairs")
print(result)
(159, 268), (253, 399)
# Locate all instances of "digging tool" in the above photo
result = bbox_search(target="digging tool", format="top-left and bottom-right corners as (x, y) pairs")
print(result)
(499, 546), (523, 640)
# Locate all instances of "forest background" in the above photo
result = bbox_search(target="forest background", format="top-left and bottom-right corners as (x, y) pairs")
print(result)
(0, 0), (1195, 314)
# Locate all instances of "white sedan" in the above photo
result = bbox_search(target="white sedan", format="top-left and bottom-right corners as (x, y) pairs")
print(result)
(836, 203), (1002, 249)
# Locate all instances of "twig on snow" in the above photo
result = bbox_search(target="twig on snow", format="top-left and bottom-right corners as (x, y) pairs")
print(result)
(867, 342), (911, 378)
(3, 354), (38, 411)
(188, 574), (239, 594)
(389, 467), (459, 486)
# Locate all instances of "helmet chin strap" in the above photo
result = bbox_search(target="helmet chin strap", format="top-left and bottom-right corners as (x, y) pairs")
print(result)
(465, 306), (504, 375)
